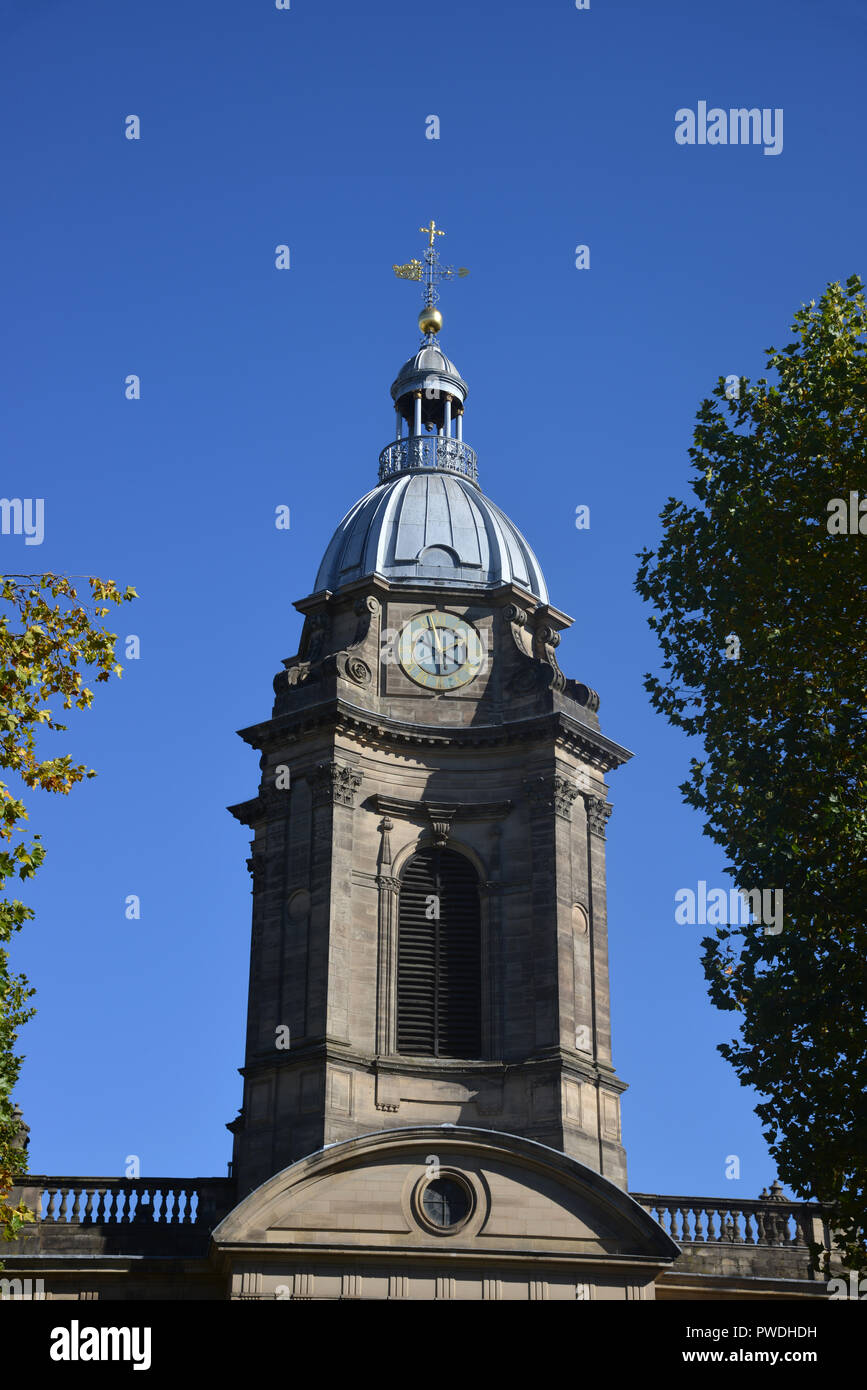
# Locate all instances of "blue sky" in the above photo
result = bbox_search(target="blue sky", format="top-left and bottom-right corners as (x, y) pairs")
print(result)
(3, 0), (864, 1197)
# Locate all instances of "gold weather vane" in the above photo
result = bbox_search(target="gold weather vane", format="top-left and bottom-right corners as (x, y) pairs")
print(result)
(393, 259), (423, 282)
(392, 220), (469, 338)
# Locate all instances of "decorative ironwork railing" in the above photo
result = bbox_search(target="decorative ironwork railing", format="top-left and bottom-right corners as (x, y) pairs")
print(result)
(14, 1176), (235, 1228)
(632, 1192), (830, 1249)
(378, 435), (479, 485)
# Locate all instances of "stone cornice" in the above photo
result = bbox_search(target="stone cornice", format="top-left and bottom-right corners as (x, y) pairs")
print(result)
(227, 784), (290, 827)
(291, 578), (570, 622)
(212, 1241), (674, 1274)
(236, 698), (632, 773)
(239, 1043), (629, 1091)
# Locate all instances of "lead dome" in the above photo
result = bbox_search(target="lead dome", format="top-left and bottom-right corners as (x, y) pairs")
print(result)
(314, 470), (548, 601)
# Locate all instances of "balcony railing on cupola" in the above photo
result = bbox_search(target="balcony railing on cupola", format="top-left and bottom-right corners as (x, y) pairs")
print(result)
(378, 434), (479, 487)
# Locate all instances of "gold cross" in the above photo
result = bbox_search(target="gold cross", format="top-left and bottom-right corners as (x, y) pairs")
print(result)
(420, 219), (445, 248)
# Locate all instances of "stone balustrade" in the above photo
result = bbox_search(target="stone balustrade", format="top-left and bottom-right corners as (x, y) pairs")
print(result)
(632, 1190), (828, 1247)
(631, 1189), (833, 1286)
(9, 1175), (236, 1256)
(8, 1173), (833, 1284)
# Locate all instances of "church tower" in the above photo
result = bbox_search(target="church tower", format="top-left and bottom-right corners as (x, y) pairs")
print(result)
(228, 223), (632, 1201)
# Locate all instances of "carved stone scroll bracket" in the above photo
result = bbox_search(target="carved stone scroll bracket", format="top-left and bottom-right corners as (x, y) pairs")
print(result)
(566, 680), (601, 713)
(334, 651), (373, 688)
(533, 623), (567, 693)
(504, 603), (534, 659)
(302, 612), (330, 663)
(316, 595), (381, 689)
(510, 660), (547, 696)
(352, 593), (381, 646)
(277, 611), (331, 692)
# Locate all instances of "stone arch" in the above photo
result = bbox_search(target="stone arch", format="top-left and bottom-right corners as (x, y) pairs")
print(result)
(392, 832), (488, 883)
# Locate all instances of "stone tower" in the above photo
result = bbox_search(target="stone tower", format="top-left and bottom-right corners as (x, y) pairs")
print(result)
(228, 225), (632, 1200)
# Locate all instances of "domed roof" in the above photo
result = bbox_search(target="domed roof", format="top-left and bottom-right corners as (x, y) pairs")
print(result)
(314, 470), (548, 601)
(391, 345), (468, 405)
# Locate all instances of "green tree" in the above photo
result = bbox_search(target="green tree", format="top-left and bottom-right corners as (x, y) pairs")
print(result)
(635, 276), (867, 1272)
(0, 574), (134, 1251)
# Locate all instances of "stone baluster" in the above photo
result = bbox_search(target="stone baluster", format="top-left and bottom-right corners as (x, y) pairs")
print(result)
(132, 1188), (151, 1223)
(694, 1207), (708, 1242)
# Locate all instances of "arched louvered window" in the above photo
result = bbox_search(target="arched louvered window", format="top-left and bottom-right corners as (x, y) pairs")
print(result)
(396, 847), (482, 1058)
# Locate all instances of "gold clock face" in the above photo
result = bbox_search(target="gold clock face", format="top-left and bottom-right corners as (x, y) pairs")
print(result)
(398, 610), (485, 691)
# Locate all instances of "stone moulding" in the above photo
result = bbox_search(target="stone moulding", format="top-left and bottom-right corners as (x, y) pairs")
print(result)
(235, 699), (631, 772)
(369, 793), (512, 821)
(228, 782), (292, 828)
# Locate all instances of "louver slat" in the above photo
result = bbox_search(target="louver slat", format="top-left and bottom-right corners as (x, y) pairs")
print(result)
(396, 847), (481, 1059)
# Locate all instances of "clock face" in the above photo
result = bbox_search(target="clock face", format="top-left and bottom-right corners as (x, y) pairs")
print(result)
(398, 610), (485, 691)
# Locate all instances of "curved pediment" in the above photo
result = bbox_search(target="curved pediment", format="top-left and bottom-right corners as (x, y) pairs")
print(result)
(214, 1126), (678, 1266)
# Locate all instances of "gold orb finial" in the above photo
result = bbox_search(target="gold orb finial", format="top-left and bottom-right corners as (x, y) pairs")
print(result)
(419, 306), (443, 336)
